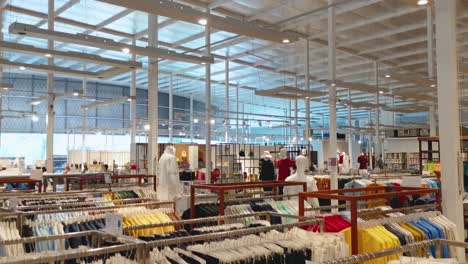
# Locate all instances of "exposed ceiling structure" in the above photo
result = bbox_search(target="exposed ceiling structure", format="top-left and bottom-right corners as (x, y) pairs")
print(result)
(0, 0), (467, 127)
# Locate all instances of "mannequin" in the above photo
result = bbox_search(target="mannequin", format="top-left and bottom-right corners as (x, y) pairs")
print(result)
(276, 148), (296, 194)
(357, 152), (368, 174)
(158, 146), (182, 201)
(284, 155), (319, 208)
(339, 152), (350, 173)
(259, 151), (275, 191)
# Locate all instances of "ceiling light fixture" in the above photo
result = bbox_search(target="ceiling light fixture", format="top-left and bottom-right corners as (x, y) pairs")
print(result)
(73, 92), (80, 96)
(44, 53), (52, 58)
(210, 119), (215, 124)
(127, 98), (132, 102)
(31, 100), (41, 106)
(121, 47), (130, 54)
(193, 118), (199, 124)
(331, 83), (336, 87)
(379, 90), (384, 94)
(385, 74), (391, 78)
(31, 115), (39, 122)
(417, 0), (428, 5)
(430, 84), (436, 88)
(282, 38), (290, 44)
(144, 124), (150, 130)
(198, 18), (207, 26)
(19, 66), (26, 70)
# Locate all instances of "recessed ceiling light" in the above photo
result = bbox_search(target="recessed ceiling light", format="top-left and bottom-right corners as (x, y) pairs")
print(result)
(198, 18), (208, 26)
(210, 119), (215, 124)
(282, 38), (290, 44)
(385, 74), (391, 78)
(44, 53), (52, 58)
(331, 83), (336, 87)
(73, 92), (79, 96)
(379, 90), (384, 94)
(201, 62), (206, 65)
(127, 98), (132, 102)
(417, 0), (428, 5)
(19, 66), (26, 70)
(121, 47), (130, 54)
(144, 124), (150, 130)
(31, 101), (41, 106)
(430, 84), (436, 88)
(193, 118), (199, 124)
(31, 115), (39, 122)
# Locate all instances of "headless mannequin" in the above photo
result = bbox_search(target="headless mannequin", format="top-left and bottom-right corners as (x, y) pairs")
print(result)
(158, 146), (182, 201)
(284, 155), (319, 208)
(340, 152), (350, 173)
(276, 148), (296, 195)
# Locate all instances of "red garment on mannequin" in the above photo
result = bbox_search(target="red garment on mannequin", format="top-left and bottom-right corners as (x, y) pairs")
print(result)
(276, 158), (296, 181)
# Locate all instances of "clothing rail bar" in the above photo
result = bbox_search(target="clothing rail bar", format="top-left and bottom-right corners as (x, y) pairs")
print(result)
(124, 212), (315, 231)
(16, 197), (158, 211)
(145, 217), (323, 248)
(357, 204), (436, 217)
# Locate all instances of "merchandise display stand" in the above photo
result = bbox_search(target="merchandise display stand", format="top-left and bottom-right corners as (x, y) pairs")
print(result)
(417, 136), (468, 173)
(65, 174), (156, 191)
(0, 177), (43, 192)
(190, 181), (306, 218)
(298, 186), (441, 254)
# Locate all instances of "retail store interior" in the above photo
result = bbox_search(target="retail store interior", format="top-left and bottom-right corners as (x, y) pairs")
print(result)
(0, 0), (467, 263)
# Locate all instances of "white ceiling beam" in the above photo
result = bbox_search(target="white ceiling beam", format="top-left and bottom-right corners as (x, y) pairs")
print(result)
(10, 23), (214, 64)
(97, 0), (299, 43)
(209, 0), (233, 9)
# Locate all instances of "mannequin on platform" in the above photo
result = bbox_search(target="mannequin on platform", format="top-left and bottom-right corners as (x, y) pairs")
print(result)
(276, 148), (296, 194)
(284, 155), (319, 208)
(158, 146), (182, 201)
(357, 152), (368, 174)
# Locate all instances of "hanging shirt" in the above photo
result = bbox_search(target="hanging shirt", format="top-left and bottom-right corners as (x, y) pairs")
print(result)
(276, 158), (296, 182)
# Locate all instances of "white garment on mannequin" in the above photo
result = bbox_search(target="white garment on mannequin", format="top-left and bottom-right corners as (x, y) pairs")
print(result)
(284, 155), (319, 208)
(341, 152), (350, 173)
(157, 146), (182, 201)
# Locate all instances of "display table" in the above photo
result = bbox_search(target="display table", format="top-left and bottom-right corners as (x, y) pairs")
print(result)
(0, 176), (42, 192)
(43, 172), (108, 192)
(65, 174), (156, 191)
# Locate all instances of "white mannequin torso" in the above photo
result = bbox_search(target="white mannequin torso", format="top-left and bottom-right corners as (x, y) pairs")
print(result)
(283, 155), (319, 208)
(158, 146), (182, 201)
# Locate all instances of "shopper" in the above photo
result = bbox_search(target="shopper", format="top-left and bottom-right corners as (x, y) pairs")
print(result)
(259, 151), (275, 192)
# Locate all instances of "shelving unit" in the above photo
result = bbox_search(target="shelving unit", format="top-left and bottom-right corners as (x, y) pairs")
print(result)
(384, 152), (407, 170)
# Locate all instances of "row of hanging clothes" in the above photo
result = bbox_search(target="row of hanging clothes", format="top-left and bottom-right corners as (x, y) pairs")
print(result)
(340, 211), (458, 264)
(183, 199), (314, 222)
(147, 227), (349, 264)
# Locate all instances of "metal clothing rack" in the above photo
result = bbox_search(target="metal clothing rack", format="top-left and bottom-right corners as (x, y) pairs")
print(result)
(322, 239), (466, 264)
(190, 181), (307, 217)
(123, 211), (324, 234)
(0, 230), (146, 264)
(298, 186), (441, 254)
(143, 215), (324, 249)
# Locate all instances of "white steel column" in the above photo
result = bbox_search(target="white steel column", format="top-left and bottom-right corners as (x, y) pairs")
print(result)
(375, 61), (381, 160)
(328, 0), (338, 198)
(169, 74), (173, 142)
(427, 6), (437, 137)
(435, 1), (464, 260)
(147, 14), (159, 175)
(294, 76), (299, 145)
(204, 12), (212, 183)
(236, 82), (239, 143)
(81, 65), (87, 166)
(225, 56), (229, 143)
(304, 40), (310, 147)
(289, 100), (292, 142)
(190, 95), (194, 142)
(347, 89), (353, 170)
(130, 38), (137, 162)
(46, 0), (55, 172)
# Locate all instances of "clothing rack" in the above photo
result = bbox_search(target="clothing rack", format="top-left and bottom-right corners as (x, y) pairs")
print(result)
(124, 211), (324, 233)
(14, 197), (158, 211)
(298, 186), (441, 254)
(321, 239), (467, 264)
(143, 215), (322, 249)
(190, 181), (307, 217)
(0, 230), (146, 264)
(65, 174), (156, 191)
